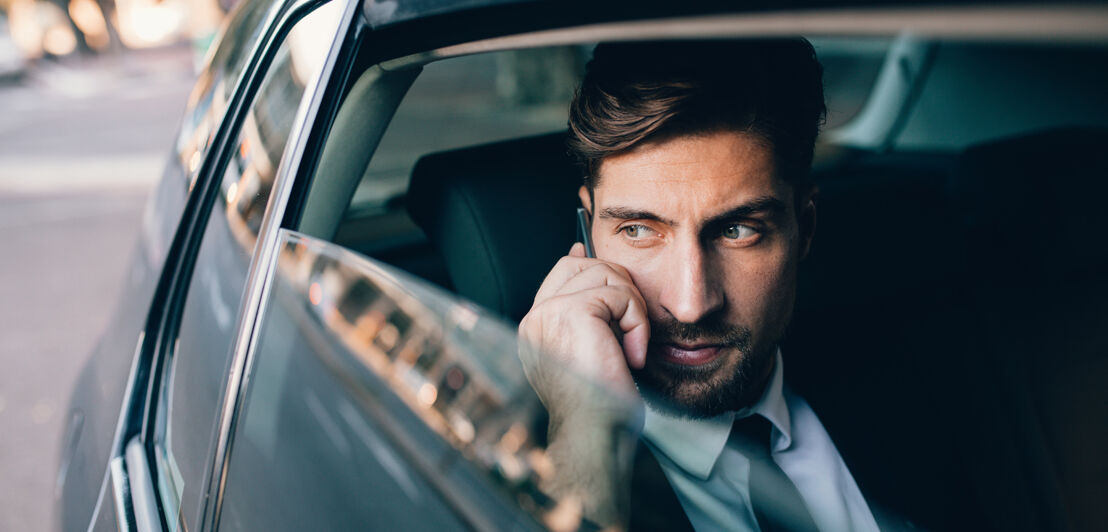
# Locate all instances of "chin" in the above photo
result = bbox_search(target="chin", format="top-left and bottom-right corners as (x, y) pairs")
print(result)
(633, 341), (778, 419)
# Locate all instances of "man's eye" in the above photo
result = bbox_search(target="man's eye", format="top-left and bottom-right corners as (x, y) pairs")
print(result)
(621, 225), (653, 239)
(722, 224), (757, 240)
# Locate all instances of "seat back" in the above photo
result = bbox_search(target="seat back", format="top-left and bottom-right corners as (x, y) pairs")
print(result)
(952, 127), (1108, 532)
(407, 132), (581, 321)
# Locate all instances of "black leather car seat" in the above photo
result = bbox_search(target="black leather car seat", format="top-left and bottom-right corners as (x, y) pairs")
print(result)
(785, 148), (988, 530)
(951, 127), (1108, 532)
(407, 132), (581, 322)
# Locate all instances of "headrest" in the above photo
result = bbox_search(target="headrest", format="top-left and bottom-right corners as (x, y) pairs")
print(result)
(953, 127), (1108, 275)
(407, 132), (582, 321)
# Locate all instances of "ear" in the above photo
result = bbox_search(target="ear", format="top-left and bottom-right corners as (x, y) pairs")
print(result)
(798, 185), (817, 260)
(578, 185), (593, 216)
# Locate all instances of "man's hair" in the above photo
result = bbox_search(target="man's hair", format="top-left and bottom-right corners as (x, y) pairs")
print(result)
(567, 39), (826, 189)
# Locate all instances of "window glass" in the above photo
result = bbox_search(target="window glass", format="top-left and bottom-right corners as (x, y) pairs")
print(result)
(174, 0), (278, 190)
(218, 231), (640, 531)
(217, 47), (648, 530)
(151, 2), (344, 530)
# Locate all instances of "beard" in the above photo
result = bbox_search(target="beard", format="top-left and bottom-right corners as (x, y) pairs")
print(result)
(631, 314), (776, 419)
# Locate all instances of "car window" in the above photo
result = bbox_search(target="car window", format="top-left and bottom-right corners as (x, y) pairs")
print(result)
(218, 230), (640, 530)
(150, 2), (344, 530)
(215, 46), (653, 531)
(174, 0), (280, 190)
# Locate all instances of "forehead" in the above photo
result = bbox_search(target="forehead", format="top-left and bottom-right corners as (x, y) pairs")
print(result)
(594, 131), (787, 212)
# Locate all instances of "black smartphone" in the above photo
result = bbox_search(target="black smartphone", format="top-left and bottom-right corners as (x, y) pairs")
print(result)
(576, 207), (596, 258)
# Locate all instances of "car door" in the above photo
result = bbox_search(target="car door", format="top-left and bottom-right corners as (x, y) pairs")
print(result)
(92, 0), (354, 530)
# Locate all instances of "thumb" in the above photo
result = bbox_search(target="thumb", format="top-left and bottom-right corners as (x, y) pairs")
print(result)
(569, 242), (586, 257)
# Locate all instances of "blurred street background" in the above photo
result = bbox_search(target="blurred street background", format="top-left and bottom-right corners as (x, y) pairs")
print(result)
(0, 0), (225, 527)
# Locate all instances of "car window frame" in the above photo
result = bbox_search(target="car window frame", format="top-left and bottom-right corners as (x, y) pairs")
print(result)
(152, 2), (354, 528)
(101, 0), (358, 531)
(190, 0), (365, 529)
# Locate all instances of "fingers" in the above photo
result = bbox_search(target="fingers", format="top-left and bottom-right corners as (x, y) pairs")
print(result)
(523, 246), (650, 383)
(555, 262), (638, 299)
(534, 248), (634, 304)
(553, 284), (650, 370)
(590, 285), (650, 369)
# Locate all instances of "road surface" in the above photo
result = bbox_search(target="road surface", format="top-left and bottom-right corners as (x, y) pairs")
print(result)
(0, 45), (195, 531)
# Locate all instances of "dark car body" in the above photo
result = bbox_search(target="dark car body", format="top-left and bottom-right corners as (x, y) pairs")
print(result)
(55, 1), (1108, 531)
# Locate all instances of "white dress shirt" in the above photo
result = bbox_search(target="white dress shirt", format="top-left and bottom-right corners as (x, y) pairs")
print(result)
(641, 350), (880, 532)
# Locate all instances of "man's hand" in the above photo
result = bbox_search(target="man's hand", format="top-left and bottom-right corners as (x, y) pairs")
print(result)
(519, 242), (650, 411)
(517, 242), (650, 529)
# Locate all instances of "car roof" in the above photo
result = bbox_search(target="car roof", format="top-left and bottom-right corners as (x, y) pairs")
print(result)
(360, 0), (1108, 43)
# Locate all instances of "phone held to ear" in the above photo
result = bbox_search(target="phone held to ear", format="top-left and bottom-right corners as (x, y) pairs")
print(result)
(576, 207), (596, 258)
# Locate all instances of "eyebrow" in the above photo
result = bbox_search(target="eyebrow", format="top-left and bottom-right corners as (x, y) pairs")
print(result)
(598, 195), (787, 228)
(703, 196), (787, 227)
(598, 207), (677, 225)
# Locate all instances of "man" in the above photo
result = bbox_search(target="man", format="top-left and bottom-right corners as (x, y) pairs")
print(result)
(518, 40), (880, 531)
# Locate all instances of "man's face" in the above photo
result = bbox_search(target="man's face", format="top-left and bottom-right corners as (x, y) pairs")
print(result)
(580, 130), (814, 417)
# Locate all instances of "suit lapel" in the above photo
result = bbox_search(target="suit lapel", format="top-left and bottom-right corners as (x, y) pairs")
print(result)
(629, 439), (696, 532)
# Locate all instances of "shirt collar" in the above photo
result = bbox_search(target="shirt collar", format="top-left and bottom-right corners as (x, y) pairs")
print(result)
(642, 349), (792, 480)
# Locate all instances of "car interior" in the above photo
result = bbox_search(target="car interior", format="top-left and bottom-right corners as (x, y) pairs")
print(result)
(300, 35), (1107, 531)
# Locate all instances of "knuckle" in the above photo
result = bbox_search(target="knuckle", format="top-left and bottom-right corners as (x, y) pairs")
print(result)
(555, 255), (584, 271)
(611, 283), (637, 299)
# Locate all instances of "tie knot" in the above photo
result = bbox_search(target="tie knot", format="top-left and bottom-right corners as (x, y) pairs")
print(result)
(731, 414), (773, 457)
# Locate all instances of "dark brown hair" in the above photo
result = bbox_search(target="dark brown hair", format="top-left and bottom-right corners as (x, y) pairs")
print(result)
(568, 39), (826, 189)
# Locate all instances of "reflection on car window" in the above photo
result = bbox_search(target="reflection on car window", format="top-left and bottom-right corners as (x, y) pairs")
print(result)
(219, 3), (339, 250)
(151, 3), (343, 531)
(219, 230), (641, 531)
(174, 0), (277, 190)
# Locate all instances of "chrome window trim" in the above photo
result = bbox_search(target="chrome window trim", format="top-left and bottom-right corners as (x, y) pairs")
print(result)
(109, 457), (131, 532)
(124, 438), (163, 532)
(198, 0), (358, 528)
(381, 4), (1108, 71)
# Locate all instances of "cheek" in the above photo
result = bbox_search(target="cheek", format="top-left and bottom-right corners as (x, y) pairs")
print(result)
(721, 248), (799, 326)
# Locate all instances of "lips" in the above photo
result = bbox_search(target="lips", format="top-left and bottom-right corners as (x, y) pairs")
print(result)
(655, 342), (724, 366)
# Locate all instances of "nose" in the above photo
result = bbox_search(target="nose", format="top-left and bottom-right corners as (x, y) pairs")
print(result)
(657, 239), (725, 324)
